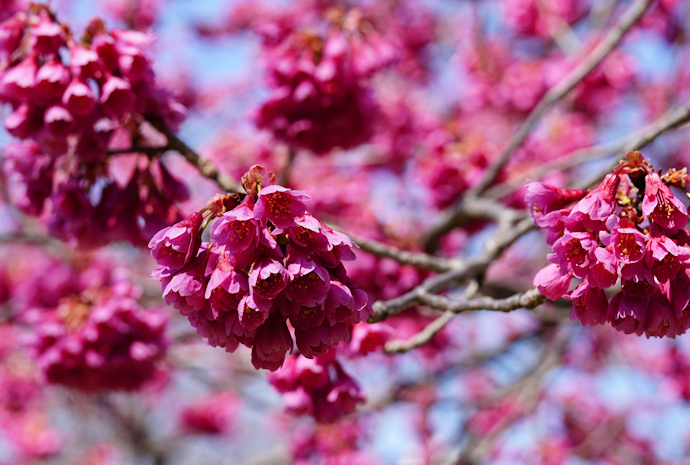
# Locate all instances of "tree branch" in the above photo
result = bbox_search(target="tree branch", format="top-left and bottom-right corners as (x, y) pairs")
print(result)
(147, 117), (243, 193)
(345, 230), (465, 273)
(422, 0), (652, 252)
(372, 215), (535, 321)
(384, 288), (545, 354)
(469, 0), (651, 197)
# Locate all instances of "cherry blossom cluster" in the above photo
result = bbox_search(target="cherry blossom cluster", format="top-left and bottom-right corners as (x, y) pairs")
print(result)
(150, 166), (370, 371)
(530, 151), (690, 338)
(254, 8), (394, 155)
(268, 351), (365, 424)
(0, 4), (187, 247)
(4, 250), (170, 392)
(31, 292), (168, 391)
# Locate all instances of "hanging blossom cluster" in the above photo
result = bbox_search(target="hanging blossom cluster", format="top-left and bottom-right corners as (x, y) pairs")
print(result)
(0, 5), (187, 247)
(15, 256), (170, 391)
(268, 351), (365, 424)
(254, 8), (395, 155)
(529, 151), (690, 338)
(150, 166), (370, 371)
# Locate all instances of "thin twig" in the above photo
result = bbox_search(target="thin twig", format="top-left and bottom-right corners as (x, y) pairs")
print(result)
(383, 288), (545, 354)
(147, 117), (242, 193)
(346, 230), (465, 273)
(107, 145), (171, 155)
(423, 0), (651, 252)
(372, 215), (534, 321)
(470, 0), (651, 197)
(453, 326), (572, 465)
(384, 280), (480, 354)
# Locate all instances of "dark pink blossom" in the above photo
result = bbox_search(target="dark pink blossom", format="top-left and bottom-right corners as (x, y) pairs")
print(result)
(61, 79), (96, 117)
(533, 263), (572, 300)
(210, 198), (260, 254)
(525, 182), (588, 227)
(285, 256), (331, 304)
(254, 184), (310, 228)
(642, 171), (687, 233)
(160, 249), (210, 314)
(551, 231), (597, 278)
(248, 257), (287, 299)
(588, 247), (619, 288)
(569, 281), (608, 326)
(251, 318), (293, 371)
(645, 235), (682, 283)
(149, 212), (203, 275)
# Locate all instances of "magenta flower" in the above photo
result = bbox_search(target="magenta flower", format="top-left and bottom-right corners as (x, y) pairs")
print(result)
(324, 280), (368, 325)
(34, 60), (70, 101)
(643, 294), (677, 338)
(608, 223), (647, 265)
(251, 318), (293, 371)
(607, 292), (647, 335)
(288, 300), (326, 330)
(248, 257), (287, 299)
(237, 292), (272, 332)
(61, 79), (96, 117)
(295, 322), (350, 359)
(205, 251), (248, 316)
(149, 212), (203, 275)
(0, 56), (36, 102)
(568, 173), (620, 228)
(32, 296), (168, 392)
(525, 182), (587, 227)
(30, 18), (64, 55)
(160, 249), (210, 314)
(318, 369), (365, 424)
(551, 231), (597, 278)
(348, 322), (393, 355)
(99, 75), (134, 118)
(620, 262), (656, 299)
(642, 172), (688, 233)
(210, 198), (260, 254)
(533, 263), (572, 300)
(587, 246), (619, 288)
(179, 392), (239, 435)
(645, 235), (682, 283)
(254, 184), (310, 228)
(69, 44), (103, 79)
(44, 105), (74, 134)
(285, 256), (331, 304)
(284, 214), (329, 256)
(267, 352), (365, 424)
(568, 281), (608, 326)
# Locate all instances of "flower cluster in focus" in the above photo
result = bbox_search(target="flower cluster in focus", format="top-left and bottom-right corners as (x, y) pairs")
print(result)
(150, 165), (370, 371)
(530, 151), (690, 338)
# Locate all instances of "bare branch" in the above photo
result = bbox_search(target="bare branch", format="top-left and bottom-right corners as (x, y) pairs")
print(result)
(147, 117), (243, 193)
(345, 230), (465, 273)
(107, 145), (171, 155)
(384, 288), (545, 354)
(372, 216), (535, 321)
